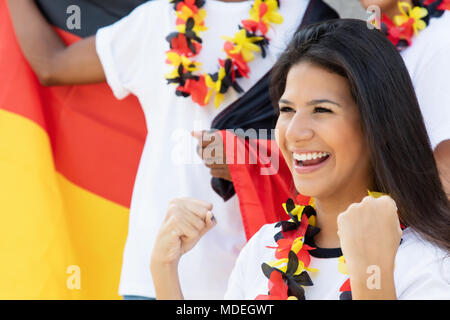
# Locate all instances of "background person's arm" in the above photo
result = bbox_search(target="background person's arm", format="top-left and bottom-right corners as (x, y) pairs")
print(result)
(7, 0), (105, 86)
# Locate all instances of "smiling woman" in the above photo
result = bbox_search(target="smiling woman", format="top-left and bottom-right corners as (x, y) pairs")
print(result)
(269, 18), (450, 254)
(151, 19), (450, 300)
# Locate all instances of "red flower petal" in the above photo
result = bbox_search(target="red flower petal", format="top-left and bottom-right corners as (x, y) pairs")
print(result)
(184, 75), (208, 106)
(242, 20), (259, 33)
(258, 2), (268, 19)
(297, 247), (311, 267)
(296, 194), (311, 206)
(268, 271), (288, 299)
(339, 278), (351, 292)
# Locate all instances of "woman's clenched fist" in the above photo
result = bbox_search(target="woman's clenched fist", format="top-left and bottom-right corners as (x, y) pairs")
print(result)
(151, 198), (217, 267)
(337, 195), (402, 276)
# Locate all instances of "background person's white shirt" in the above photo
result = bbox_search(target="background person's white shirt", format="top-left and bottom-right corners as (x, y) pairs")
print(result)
(224, 224), (450, 299)
(96, 0), (309, 299)
(401, 11), (450, 150)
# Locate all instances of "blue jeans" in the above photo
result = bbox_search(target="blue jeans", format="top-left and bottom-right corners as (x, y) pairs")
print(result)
(123, 295), (155, 300)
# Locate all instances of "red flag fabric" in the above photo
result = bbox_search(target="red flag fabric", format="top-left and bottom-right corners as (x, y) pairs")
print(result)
(220, 130), (293, 240)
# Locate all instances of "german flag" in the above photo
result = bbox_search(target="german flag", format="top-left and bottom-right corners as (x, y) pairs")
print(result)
(0, 0), (147, 299)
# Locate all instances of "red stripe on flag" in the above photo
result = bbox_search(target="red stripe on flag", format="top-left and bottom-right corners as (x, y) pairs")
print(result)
(0, 3), (147, 208)
(0, 2), (46, 129)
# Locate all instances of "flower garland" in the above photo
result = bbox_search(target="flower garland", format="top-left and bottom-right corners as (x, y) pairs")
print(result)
(256, 191), (403, 300)
(164, 0), (283, 108)
(381, 0), (450, 51)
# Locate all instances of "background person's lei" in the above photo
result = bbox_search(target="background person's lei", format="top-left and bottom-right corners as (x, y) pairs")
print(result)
(381, 0), (450, 51)
(256, 191), (404, 300)
(164, 0), (283, 108)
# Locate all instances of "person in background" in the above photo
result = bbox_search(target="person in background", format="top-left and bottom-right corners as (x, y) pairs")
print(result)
(360, 0), (450, 196)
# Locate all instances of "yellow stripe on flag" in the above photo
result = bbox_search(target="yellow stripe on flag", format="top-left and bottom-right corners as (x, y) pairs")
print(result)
(0, 109), (76, 299)
(0, 109), (129, 299)
(57, 173), (129, 300)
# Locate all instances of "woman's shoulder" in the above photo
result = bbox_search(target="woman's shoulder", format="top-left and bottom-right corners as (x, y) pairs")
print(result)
(224, 222), (282, 299)
(235, 222), (282, 272)
(245, 222), (281, 250)
(398, 227), (448, 260)
(394, 228), (450, 299)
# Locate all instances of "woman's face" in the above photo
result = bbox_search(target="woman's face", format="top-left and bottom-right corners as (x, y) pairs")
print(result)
(275, 61), (372, 200)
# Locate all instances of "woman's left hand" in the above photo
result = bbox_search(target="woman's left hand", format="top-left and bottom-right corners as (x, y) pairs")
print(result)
(337, 195), (402, 298)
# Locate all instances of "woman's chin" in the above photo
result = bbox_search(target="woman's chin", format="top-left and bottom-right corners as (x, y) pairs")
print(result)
(293, 182), (323, 199)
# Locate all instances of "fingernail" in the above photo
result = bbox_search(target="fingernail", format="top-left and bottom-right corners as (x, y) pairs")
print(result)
(211, 214), (216, 222)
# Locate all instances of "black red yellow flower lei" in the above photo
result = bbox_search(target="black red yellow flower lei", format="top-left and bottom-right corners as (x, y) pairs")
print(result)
(256, 191), (390, 300)
(165, 0), (284, 108)
(380, 0), (450, 51)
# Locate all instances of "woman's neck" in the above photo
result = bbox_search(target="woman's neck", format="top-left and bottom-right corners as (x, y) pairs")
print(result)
(313, 188), (369, 249)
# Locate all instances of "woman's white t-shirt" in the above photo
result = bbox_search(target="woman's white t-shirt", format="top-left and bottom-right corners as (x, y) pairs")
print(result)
(225, 224), (450, 300)
(95, 0), (309, 299)
(401, 11), (450, 149)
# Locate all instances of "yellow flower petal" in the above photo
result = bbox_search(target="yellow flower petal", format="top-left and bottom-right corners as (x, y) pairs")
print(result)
(267, 12), (284, 24)
(214, 93), (224, 108)
(411, 7), (428, 19)
(166, 52), (181, 65)
(367, 190), (386, 198)
(241, 49), (255, 62)
(291, 237), (304, 254)
(337, 256), (348, 275)
(415, 19), (427, 32)
(175, 24), (186, 33)
(204, 89), (213, 105)
(294, 261), (305, 275)
(308, 215), (316, 227)
(394, 15), (409, 26)
(164, 68), (179, 79)
(268, 258), (288, 268)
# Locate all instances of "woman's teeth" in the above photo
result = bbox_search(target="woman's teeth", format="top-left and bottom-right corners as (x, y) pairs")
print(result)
(293, 152), (330, 161)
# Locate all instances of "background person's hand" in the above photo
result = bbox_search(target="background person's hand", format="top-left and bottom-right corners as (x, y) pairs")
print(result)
(151, 198), (216, 266)
(192, 130), (232, 182)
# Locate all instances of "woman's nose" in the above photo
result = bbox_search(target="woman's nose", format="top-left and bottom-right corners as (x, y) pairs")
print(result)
(285, 112), (314, 143)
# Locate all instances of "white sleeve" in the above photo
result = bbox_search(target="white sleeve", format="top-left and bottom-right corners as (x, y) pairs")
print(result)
(398, 257), (450, 300)
(414, 45), (450, 149)
(395, 231), (450, 299)
(95, 2), (155, 100)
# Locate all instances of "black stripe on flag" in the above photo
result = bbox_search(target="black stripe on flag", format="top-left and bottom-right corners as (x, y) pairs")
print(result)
(35, 0), (149, 37)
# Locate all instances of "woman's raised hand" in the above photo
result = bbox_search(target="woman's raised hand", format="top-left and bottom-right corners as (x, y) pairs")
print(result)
(151, 198), (216, 266)
(337, 195), (402, 299)
(150, 198), (216, 299)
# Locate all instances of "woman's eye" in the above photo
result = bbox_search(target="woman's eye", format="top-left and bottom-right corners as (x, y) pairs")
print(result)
(279, 106), (295, 113)
(314, 106), (332, 113)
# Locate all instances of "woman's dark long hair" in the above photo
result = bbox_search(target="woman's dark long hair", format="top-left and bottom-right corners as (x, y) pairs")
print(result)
(270, 19), (450, 253)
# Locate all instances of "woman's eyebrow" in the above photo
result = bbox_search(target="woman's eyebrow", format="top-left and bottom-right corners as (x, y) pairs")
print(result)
(279, 99), (295, 105)
(306, 99), (341, 107)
